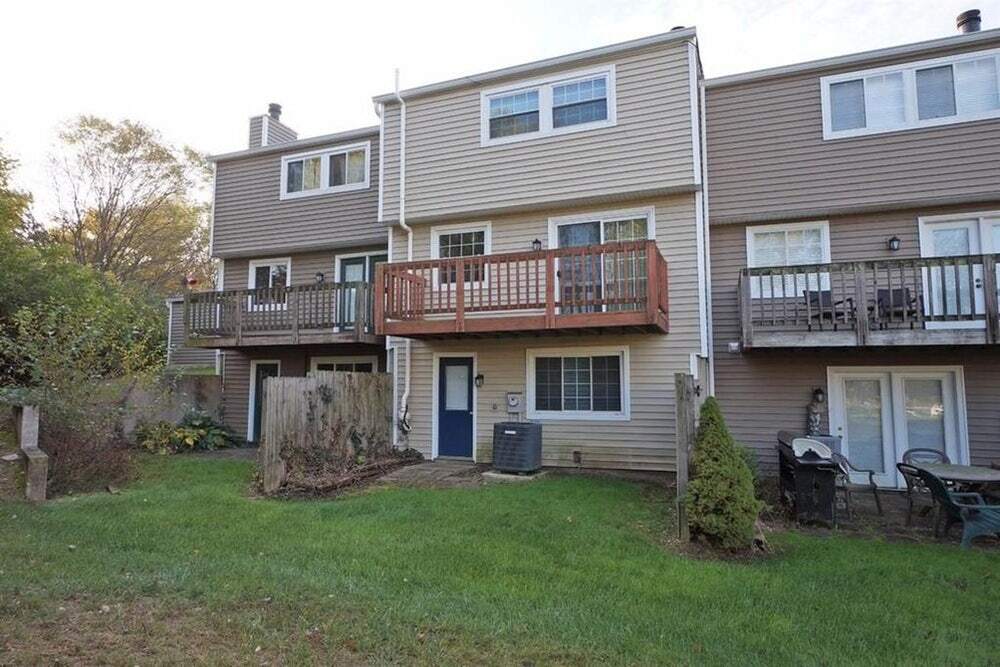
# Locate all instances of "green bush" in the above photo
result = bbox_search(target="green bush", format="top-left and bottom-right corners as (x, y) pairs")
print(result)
(685, 397), (764, 551)
(138, 410), (235, 455)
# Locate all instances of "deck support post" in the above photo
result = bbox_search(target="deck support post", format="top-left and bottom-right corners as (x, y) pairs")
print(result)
(674, 373), (696, 542)
(983, 254), (998, 344)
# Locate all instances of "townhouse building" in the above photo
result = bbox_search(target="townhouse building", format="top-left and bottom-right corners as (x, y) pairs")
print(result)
(706, 19), (1000, 486)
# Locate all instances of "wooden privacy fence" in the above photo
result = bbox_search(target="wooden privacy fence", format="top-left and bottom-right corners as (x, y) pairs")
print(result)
(259, 372), (393, 493)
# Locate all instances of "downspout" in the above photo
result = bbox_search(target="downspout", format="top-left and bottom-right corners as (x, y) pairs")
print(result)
(394, 70), (413, 431)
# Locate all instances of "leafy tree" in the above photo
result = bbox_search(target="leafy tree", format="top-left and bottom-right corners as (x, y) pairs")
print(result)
(685, 397), (764, 551)
(50, 116), (213, 292)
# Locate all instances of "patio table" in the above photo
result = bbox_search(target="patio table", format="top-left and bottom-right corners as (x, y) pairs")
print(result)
(915, 464), (1000, 485)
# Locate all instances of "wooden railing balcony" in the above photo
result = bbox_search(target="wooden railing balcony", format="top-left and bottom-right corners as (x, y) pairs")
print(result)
(374, 240), (669, 338)
(738, 254), (1000, 348)
(183, 282), (378, 347)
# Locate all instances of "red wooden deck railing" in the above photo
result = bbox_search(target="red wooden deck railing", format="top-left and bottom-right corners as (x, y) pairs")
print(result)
(375, 240), (669, 338)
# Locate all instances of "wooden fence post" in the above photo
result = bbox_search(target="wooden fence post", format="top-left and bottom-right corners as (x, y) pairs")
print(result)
(259, 379), (285, 494)
(675, 373), (696, 541)
(13, 405), (47, 503)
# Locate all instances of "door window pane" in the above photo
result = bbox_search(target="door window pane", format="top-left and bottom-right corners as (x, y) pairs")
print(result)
(830, 79), (866, 131)
(865, 72), (906, 129)
(916, 65), (957, 120)
(844, 379), (886, 473)
(955, 57), (1000, 115)
(445, 365), (470, 411)
(903, 379), (946, 453)
(932, 227), (971, 256)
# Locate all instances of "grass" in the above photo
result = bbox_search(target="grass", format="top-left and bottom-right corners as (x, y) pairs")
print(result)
(1, 457), (998, 665)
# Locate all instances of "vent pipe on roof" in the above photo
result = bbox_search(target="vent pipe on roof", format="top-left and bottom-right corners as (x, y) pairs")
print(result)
(957, 9), (981, 33)
(268, 103), (282, 121)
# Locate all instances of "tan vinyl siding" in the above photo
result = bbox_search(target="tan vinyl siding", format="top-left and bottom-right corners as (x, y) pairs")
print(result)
(391, 194), (702, 471)
(381, 104), (401, 222)
(706, 36), (1000, 224)
(213, 132), (384, 257)
(166, 300), (217, 369)
(710, 204), (1000, 471)
(248, 117), (263, 149)
(382, 41), (696, 224)
(222, 245), (386, 289)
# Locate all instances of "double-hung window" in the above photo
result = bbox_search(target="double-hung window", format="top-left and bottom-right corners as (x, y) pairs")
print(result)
(527, 346), (629, 420)
(481, 66), (616, 145)
(822, 47), (1000, 139)
(280, 141), (370, 199)
(431, 223), (491, 286)
(248, 258), (291, 310)
(746, 221), (831, 299)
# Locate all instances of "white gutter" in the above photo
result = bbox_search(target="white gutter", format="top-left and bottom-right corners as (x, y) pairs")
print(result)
(394, 69), (413, 431)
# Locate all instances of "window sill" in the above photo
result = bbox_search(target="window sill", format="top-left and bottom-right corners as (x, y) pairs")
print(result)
(526, 410), (630, 422)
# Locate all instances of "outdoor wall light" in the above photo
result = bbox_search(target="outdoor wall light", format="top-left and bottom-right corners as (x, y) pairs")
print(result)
(532, 238), (542, 252)
(887, 236), (901, 252)
(812, 387), (826, 404)
(474, 373), (485, 388)
(314, 272), (325, 284)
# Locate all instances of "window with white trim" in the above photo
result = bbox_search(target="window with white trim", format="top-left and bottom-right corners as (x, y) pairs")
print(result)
(527, 347), (629, 420)
(248, 258), (291, 309)
(481, 67), (616, 145)
(430, 223), (491, 285)
(822, 47), (1000, 139)
(746, 221), (831, 298)
(280, 142), (370, 199)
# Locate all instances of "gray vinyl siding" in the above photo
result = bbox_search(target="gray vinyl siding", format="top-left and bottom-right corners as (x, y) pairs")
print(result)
(220, 345), (387, 440)
(221, 245), (386, 289)
(248, 117), (264, 149)
(706, 35), (1000, 224)
(167, 300), (218, 369)
(267, 119), (297, 145)
(381, 40), (697, 224)
(389, 194), (702, 471)
(709, 204), (1000, 472)
(212, 131), (384, 257)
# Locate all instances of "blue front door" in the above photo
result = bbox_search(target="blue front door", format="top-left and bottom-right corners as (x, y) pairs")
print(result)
(438, 357), (474, 458)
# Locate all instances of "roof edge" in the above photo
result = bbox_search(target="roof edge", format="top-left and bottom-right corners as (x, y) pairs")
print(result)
(208, 125), (380, 163)
(705, 27), (1000, 89)
(373, 27), (697, 103)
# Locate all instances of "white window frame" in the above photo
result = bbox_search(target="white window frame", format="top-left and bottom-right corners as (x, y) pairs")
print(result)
(279, 140), (371, 200)
(247, 257), (292, 311)
(526, 345), (630, 421)
(248, 359), (281, 442)
(429, 221), (492, 289)
(333, 250), (389, 284)
(480, 65), (617, 147)
(309, 355), (379, 373)
(745, 220), (831, 299)
(821, 47), (1000, 140)
(547, 206), (657, 248)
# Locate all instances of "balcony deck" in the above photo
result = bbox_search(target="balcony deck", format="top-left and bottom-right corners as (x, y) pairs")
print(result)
(375, 240), (669, 339)
(184, 282), (379, 348)
(738, 254), (1000, 348)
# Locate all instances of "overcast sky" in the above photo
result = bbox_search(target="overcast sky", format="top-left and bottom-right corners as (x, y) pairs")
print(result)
(4, 0), (997, 217)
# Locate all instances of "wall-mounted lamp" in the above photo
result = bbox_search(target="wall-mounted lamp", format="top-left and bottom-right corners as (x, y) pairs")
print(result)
(474, 373), (485, 388)
(531, 238), (542, 252)
(314, 272), (325, 284)
(887, 236), (901, 252)
(812, 387), (826, 404)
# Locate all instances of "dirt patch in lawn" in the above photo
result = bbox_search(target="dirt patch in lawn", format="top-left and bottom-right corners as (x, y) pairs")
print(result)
(0, 597), (367, 666)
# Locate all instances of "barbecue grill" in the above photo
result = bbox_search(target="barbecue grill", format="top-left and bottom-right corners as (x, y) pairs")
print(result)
(776, 431), (841, 526)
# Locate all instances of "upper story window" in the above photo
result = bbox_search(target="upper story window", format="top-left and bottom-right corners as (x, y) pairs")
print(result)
(480, 66), (616, 146)
(746, 221), (831, 298)
(430, 222), (492, 285)
(822, 47), (1000, 140)
(247, 257), (291, 310)
(279, 141), (370, 200)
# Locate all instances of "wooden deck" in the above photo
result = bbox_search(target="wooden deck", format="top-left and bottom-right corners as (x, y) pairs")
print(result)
(184, 282), (379, 348)
(739, 254), (1000, 348)
(374, 240), (669, 339)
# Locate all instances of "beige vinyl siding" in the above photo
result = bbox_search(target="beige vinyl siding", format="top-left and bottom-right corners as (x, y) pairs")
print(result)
(212, 132), (384, 257)
(220, 345), (387, 440)
(221, 245), (386, 289)
(706, 36), (1000, 224)
(380, 104), (401, 222)
(166, 300), (217, 369)
(381, 41), (696, 224)
(248, 118), (264, 149)
(710, 204), (1000, 471)
(391, 194), (701, 471)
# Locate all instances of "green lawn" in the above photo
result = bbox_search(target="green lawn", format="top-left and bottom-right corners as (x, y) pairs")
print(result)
(1, 457), (998, 665)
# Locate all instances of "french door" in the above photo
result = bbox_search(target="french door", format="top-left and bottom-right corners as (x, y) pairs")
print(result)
(828, 368), (967, 488)
(919, 212), (1000, 327)
(337, 253), (387, 329)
